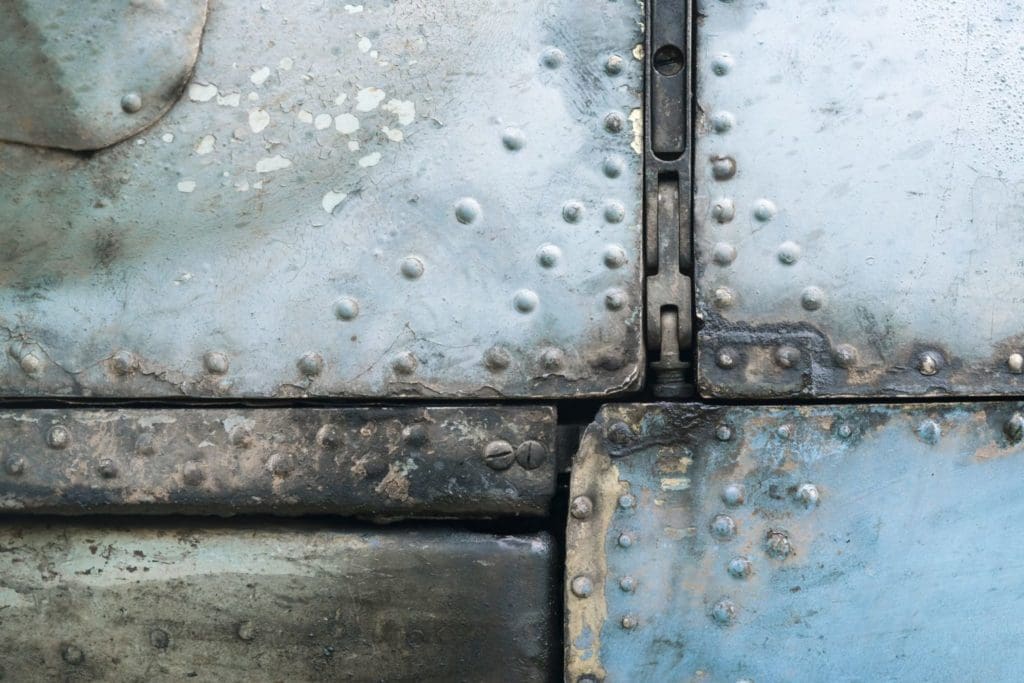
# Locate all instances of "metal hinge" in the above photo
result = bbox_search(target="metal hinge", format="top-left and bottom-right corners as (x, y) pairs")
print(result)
(644, 0), (694, 398)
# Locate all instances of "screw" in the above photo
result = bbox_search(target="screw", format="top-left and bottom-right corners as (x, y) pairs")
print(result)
(1005, 414), (1024, 443)
(570, 496), (593, 519)
(46, 425), (71, 449)
(98, 459), (119, 479)
(571, 575), (594, 598)
(4, 456), (25, 476)
(483, 440), (515, 470)
(516, 440), (547, 469)
(765, 529), (792, 558)
(149, 628), (170, 649)
(795, 483), (820, 508)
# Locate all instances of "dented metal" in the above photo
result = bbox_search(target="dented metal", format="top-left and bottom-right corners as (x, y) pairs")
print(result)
(0, 406), (556, 517)
(567, 402), (1024, 681)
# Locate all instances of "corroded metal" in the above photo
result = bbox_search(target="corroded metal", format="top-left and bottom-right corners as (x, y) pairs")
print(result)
(0, 406), (556, 517)
(695, 0), (1024, 398)
(0, 523), (555, 681)
(0, 1), (208, 150)
(0, 0), (643, 400)
(568, 402), (1024, 681)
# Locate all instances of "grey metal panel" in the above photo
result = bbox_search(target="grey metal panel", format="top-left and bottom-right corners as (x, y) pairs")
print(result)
(0, 523), (556, 682)
(694, 0), (1024, 398)
(0, 405), (555, 518)
(0, 0), (643, 400)
(567, 401), (1024, 681)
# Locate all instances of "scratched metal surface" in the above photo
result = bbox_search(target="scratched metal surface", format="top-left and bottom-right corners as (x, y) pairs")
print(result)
(0, 522), (556, 681)
(0, 0), (643, 399)
(694, 0), (1024, 398)
(0, 405), (556, 518)
(567, 402), (1024, 682)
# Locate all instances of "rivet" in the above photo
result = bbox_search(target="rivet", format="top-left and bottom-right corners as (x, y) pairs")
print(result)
(837, 423), (853, 439)
(604, 288), (628, 311)
(570, 495), (594, 519)
(753, 198), (777, 221)
(483, 440), (515, 470)
(716, 347), (738, 369)
(516, 440), (547, 469)
(4, 456), (25, 476)
(18, 351), (42, 375)
(98, 459), (119, 479)
(541, 47), (565, 69)
(721, 483), (745, 507)
(121, 92), (143, 113)
(603, 156), (625, 178)
(711, 53), (734, 76)
(484, 346), (512, 372)
(400, 256), (425, 279)
(1009, 353), (1024, 374)
(618, 493), (636, 509)
(182, 461), (205, 486)
(606, 421), (635, 445)
(604, 112), (625, 133)
(604, 201), (626, 223)
(402, 424), (428, 448)
(237, 620), (256, 641)
(834, 344), (859, 368)
(502, 127), (526, 151)
(618, 533), (633, 548)
(110, 350), (137, 375)
(571, 575), (594, 598)
(513, 289), (539, 313)
(61, 644), (85, 665)
(774, 345), (801, 369)
(136, 432), (157, 456)
(619, 575), (636, 592)
(540, 347), (564, 371)
(776, 424), (792, 440)
(334, 297), (360, 320)
(917, 350), (943, 376)
(710, 514), (737, 539)
(454, 197), (482, 224)
(46, 425), (71, 450)
(562, 201), (585, 223)
(712, 242), (737, 266)
(391, 351), (418, 375)
(727, 556), (752, 579)
(149, 629), (170, 649)
(267, 453), (295, 476)
(711, 598), (737, 626)
(801, 286), (825, 311)
(765, 529), (792, 558)
(621, 615), (638, 630)
(777, 241), (801, 265)
(711, 155), (736, 180)
(316, 424), (343, 449)
(1004, 413), (1024, 443)
(603, 244), (628, 269)
(228, 425), (254, 448)
(537, 244), (562, 268)
(711, 197), (735, 223)
(605, 54), (625, 75)
(713, 287), (735, 309)
(297, 352), (324, 378)
(715, 424), (733, 441)
(203, 351), (229, 375)
(795, 483), (820, 508)
(710, 111), (735, 133)
(917, 419), (941, 444)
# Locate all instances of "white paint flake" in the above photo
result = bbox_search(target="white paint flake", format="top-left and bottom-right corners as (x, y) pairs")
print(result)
(357, 36), (372, 53)
(335, 113), (360, 134)
(381, 99), (415, 125)
(381, 126), (404, 142)
(297, 110), (314, 124)
(177, 180), (197, 193)
(235, 180), (250, 192)
(322, 190), (348, 214)
(256, 155), (292, 173)
(161, 133), (175, 143)
(344, 4), (364, 13)
(248, 92), (259, 101)
(314, 113), (333, 130)
(355, 87), (386, 112)
(278, 57), (294, 70)
(188, 83), (218, 102)
(334, 93), (348, 106)
(348, 140), (360, 151)
(249, 109), (270, 133)
(216, 92), (241, 107)
(358, 152), (381, 168)
(250, 66), (271, 85)
(195, 135), (216, 155)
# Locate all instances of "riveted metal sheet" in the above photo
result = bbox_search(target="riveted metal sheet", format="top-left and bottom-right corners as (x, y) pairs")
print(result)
(0, 1), (208, 150)
(0, 522), (556, 681)
(694, 0), (1024, 398)
(0, 405), (555, 517)
(0, 0), (643, 400)
(567, 401), (1024, 681)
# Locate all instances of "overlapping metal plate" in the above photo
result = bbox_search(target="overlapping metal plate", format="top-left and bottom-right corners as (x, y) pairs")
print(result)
(567, 402), (1024, 681)
(0, 0), (643, 399)
(0, 523), (555, 681)
(695, 0), (1024, 398)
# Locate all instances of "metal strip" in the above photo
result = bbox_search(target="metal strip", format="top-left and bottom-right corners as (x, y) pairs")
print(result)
(0, 406), (556, 517)
(0, 523), (555, 681)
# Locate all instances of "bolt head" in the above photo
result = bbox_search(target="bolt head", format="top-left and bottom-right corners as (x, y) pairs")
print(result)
(570, 496), (594, 519)
(571, 575), (594, 598)
(516, 440), (548, 469)
(483, 440), (515, 470)
(715, 424), (733, 441)
(621, 615), (638, 630)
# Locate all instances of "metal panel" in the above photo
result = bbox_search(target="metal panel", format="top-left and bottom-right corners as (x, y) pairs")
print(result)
(0, 0), (643, 400)
(0, 405), (555, 518)
(567, 401), (1024, 681)
(694, 0), (1024, 398)
(0, 523), (555, 681)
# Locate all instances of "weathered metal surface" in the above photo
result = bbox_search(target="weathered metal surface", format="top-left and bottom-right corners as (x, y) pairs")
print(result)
(0, 523), (555, 681)
(0, 1), (208, 150)
(0, 0), (643, 400)
(567, 401), (1024, 681)
(694, 0), (1024, 398)
(0, 406), (556, 517)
